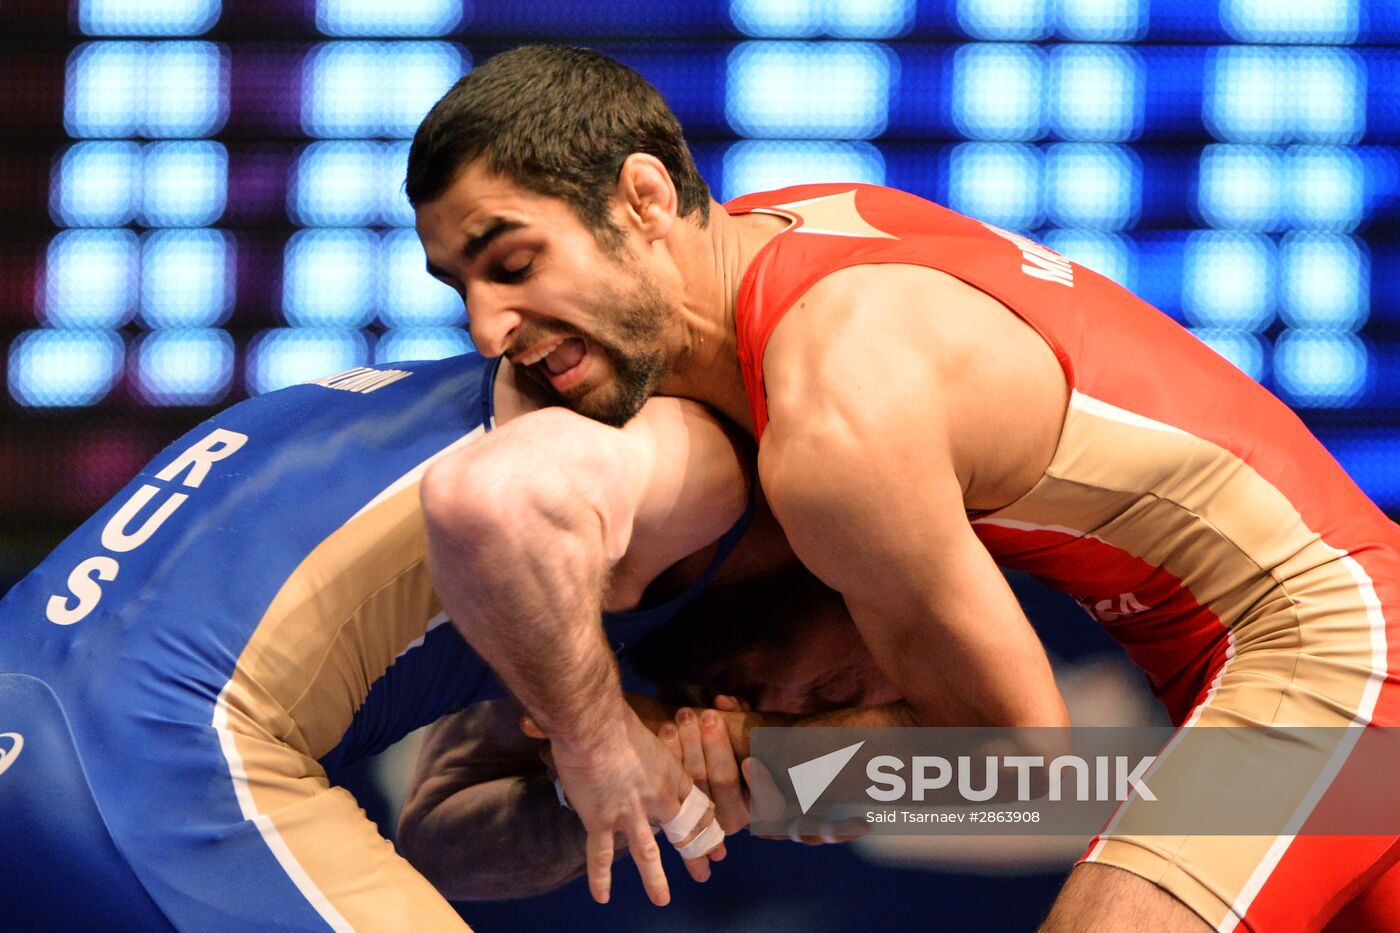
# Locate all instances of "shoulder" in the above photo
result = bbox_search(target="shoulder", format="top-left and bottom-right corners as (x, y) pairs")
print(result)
(759, 263), (993, 434)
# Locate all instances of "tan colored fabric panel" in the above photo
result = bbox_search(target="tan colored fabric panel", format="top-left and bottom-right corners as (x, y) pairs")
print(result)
(226, 481), (440, 759)
(226, 729), (471, 931)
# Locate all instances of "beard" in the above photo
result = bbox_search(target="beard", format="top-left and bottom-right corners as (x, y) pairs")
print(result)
(521, 270), (671, 428)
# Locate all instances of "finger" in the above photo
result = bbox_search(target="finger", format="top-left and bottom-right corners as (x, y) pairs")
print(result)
(585, 828), (615, 905)
(712, 694), (741, 712)
(660, 722), (681, 762)
(682, 850), (711, 883)
(675, 708), (708, 799)
(707, 841), (728, 863)
(519, 715), (547, 740)
(742, 757), (788, 824)
(673, 804), (720, 880)
(624, 814), (670, 906)
(699, 709), (747, 834)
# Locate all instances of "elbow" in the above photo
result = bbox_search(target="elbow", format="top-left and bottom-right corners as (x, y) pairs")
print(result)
(395, 793), (451, 895)
(421, 450), (507, 557)
(420, 442), (585, 561)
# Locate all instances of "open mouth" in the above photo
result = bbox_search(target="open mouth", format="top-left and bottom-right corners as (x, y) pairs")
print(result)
(537, 336), (589, 393)
(543, 337), (585, 376)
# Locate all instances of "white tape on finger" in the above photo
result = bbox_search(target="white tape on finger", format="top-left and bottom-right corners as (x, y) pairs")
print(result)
(675, 822), (724, 860)
(660, 785), (712, 844)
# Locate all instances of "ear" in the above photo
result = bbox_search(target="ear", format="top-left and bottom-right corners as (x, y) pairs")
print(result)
(616, 153), (678, 242)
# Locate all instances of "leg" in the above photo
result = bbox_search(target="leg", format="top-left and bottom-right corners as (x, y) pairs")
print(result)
(1042, 863), (1211, 933)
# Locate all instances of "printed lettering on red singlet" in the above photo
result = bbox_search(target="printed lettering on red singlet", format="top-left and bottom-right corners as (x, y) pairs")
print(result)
(980, 223), (1075, 288)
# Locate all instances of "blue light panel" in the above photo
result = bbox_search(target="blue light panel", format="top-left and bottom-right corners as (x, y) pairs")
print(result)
(1278, 233), (1368, 330)
(1291, 49), (1365, 145)
(42, 230), (138, 329)
(134, 328), (234, 406)
(380, 141), (415, 226)
(282, 229), (378, 328)
(1188, 328), (1267, 382)
(956, 0), (1050, 41)
(1040, 230), (1135, 290)
(947, 142), (1041, 232)
(952, 44), (1044, 142)
(290, 141), (383, 227)
(51, 141), (140, 227)
(140, 141), (227, 226)
(380, 230), (465, 328)
(824, 0), (915, 38)
(140, 230), (233, 328)
(317, 0), (465, 37)
(731, 0), (824, 37)
(79, 0), (221, 37)
(382, 42), (468, 138)
(246, 328), (370, 395)
(731, 0), (914, 38)
(143, 42), (226, 138)
(375, 327), (473, 364)
(8, 330), (125, 408)
(1182, 232), (1276, 331)
(65, 42), (145, 138)
(1274, 331), (1368, 407)
(1287, 147), (1364, 232)
(302, 42), (467, 138)
(722, 140), (885, 201)
(1197, 145), (1283, 231)
(1049, 45), (1143, 143)
(1220, 0), (1358, 44)
(1045, 144), (1139, 230)
(1206, 48), (1363, 144)
(726, 42), (894, 139)
(1056, 0), (1146, 42)
(1205, 47), (1287, 144)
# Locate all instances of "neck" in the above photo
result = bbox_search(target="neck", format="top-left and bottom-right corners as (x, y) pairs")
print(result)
(659, 201), (789, 436)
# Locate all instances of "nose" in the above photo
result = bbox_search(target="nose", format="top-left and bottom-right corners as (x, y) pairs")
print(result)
(463, 283), (522, 358)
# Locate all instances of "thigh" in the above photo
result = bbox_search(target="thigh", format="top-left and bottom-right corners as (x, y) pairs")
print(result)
(1042, 863), (1210, 932)
(1078, 624), (1400, 933)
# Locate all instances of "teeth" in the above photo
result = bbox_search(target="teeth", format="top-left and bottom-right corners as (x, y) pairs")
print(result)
(515, 338), (564, 367)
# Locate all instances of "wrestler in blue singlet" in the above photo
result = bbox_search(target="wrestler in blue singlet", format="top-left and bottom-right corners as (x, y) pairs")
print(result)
(0, 353), (747, 931)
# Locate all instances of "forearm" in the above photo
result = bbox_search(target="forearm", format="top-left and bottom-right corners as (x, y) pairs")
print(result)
(723, 702), (920, 759)
(420, 415), (640, 751)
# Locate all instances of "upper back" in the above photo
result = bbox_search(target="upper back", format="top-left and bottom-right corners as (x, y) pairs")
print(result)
(1, 354), (497, 759)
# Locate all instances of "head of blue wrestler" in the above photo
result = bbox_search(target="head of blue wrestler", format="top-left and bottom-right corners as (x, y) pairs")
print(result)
(630, 566), (901, 715)
(408, 45), (711, 428)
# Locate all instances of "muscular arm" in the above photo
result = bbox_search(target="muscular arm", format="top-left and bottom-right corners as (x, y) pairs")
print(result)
(418, 397), (748, 904)
(758, 267), (1069, 731)
(398, 699), (594, 901)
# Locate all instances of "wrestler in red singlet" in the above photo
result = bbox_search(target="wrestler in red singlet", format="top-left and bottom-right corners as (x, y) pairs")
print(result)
(726, 182), (1400, 933)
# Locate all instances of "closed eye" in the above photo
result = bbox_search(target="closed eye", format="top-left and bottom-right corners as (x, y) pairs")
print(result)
(491, 261), (532, 285)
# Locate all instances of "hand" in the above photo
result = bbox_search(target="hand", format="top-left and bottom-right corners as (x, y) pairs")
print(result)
(548, 710), (720, 907)
(658, 705), (750, 883)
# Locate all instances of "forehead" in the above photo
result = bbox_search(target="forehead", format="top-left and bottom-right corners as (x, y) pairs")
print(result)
(416, 160), (579, 238)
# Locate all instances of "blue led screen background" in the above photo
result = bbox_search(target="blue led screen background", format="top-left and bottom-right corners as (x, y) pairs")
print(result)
(2, 0), (1399, 567)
